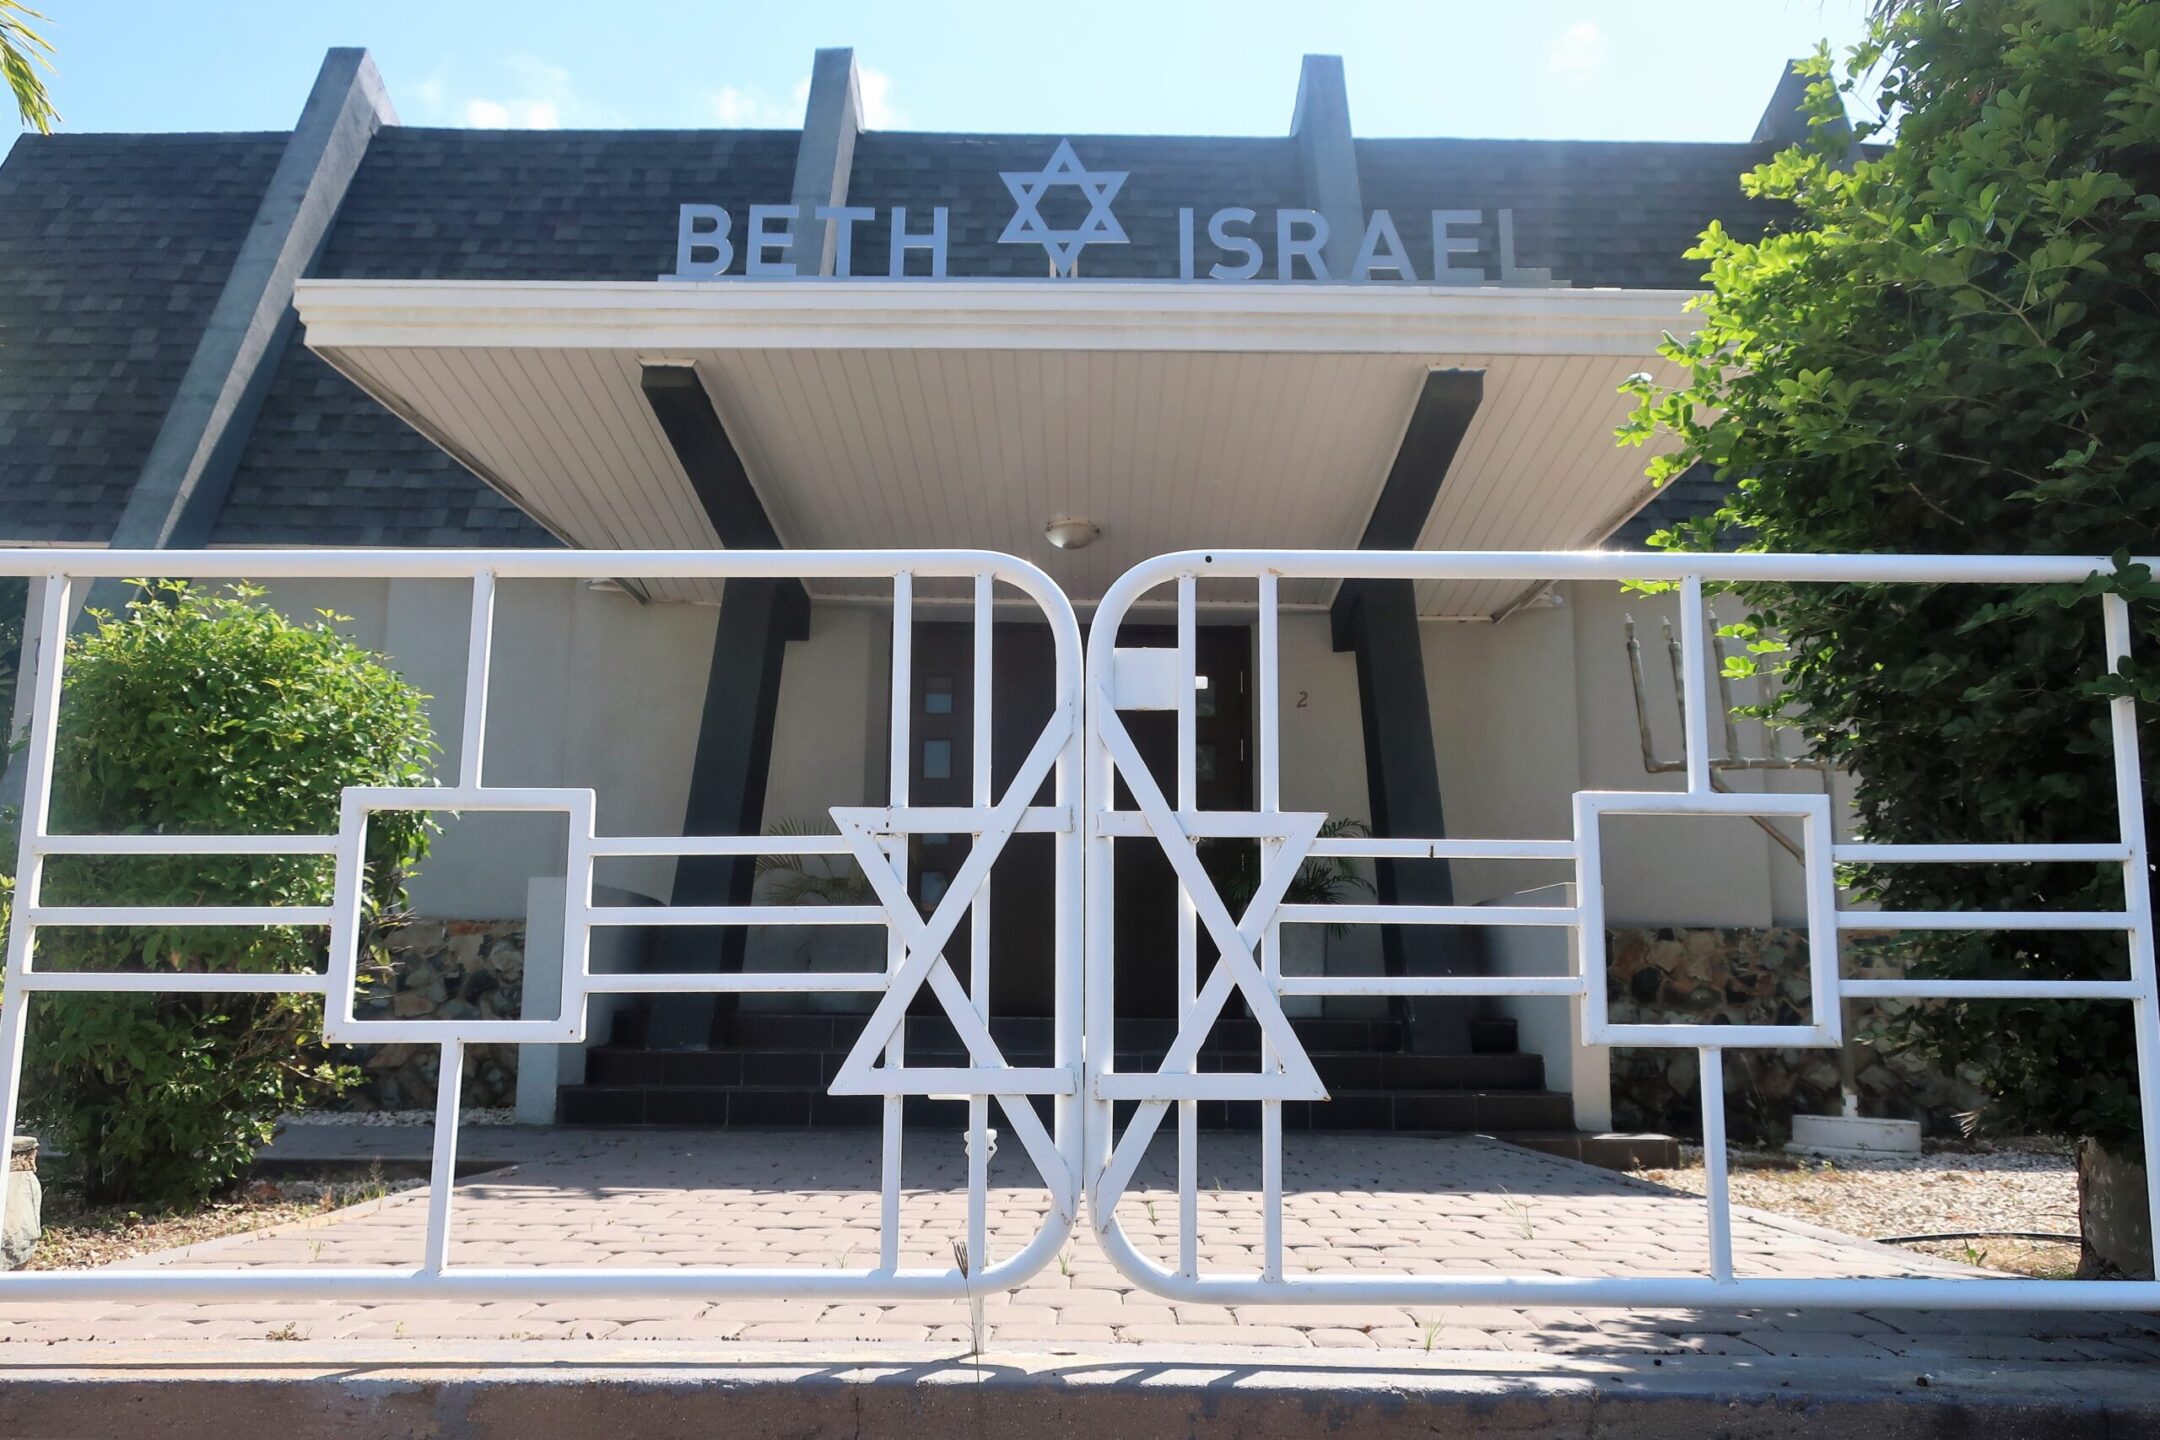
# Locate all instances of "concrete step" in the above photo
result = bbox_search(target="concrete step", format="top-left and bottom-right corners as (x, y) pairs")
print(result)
(561, 1083), (1577, 1136)
(1499, 1130), (1683, 1170)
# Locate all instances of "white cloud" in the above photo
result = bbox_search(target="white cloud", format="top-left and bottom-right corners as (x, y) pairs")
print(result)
(708, 84), (798, 127)
(858, 67), (905, 129)
(463, 97), (560, 129)
(706, 65), (905, 130)
(451, 55), (616, 130)
(1548, 21), (1603, 76)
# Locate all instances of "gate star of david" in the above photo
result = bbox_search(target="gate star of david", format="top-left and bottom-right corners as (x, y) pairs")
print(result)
(1086, 707), (1333, 1210)
(818, 714), (1078, 1213)
(998, 138), (1129, 276)
(1093, 711), (1327, 1102)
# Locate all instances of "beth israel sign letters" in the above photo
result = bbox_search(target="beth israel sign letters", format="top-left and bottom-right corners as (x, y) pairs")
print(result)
(662, 138), (1560, 285)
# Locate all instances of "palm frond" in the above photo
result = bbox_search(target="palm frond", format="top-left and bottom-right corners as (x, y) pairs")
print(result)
(0, 1), (58, 135)
(754, 816), (875, 906)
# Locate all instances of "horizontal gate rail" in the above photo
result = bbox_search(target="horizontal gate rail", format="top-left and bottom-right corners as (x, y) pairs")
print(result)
(1083, 548), (2160, 1312)
(0, 547), (1085, 1302)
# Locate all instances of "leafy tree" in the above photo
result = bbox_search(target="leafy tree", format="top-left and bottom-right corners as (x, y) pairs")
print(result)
(15, 583), (433, 1206)
(2, 1), (56, 134)
(1622, 0), (2160, 1258)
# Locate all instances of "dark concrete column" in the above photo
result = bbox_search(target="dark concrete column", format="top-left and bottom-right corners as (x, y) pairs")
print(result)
(1330, 369), (1483, 1054)
(639, 365), (809, 1048)
(105, 49), (395, 558)
(1752, 59), (1857, 156)
(783, 48), (864, 276)
(1289, 54), (1363, 280)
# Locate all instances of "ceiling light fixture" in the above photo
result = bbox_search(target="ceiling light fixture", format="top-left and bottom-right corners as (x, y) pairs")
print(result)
(1043, 516), (1100, 551)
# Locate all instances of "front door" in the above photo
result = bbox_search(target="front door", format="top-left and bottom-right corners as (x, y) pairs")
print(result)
(907, 620), (1252, 1019)
(1108, 625), (1254, 1019)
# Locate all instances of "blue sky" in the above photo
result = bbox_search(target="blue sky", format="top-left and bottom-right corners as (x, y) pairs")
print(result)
(9, 1), (1875, 146)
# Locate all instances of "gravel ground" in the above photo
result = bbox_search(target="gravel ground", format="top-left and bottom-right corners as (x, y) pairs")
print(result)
(1635, 1140), (2082, 1279)
(27, 1173), (424, 1271)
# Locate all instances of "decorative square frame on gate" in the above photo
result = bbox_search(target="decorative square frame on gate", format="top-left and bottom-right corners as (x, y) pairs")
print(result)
(321, 785), (595, 1046)
(1574, 789), (1841, 1049)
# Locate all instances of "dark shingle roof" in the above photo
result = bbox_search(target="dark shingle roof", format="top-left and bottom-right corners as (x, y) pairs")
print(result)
(0, 132), (285, 541)
(1608, 465), (1736, 549)
(0, 120), (1783, 548)
(310, 127), (802, 281)
(212, 128), (802, 545)
(1355, 139), (1784, 289)
(214, 347), (549, 547)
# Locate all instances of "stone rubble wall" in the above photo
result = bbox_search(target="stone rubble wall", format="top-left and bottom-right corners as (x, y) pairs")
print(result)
(338, 920), (525, 1110)
(1605, 926), (1986, 1142)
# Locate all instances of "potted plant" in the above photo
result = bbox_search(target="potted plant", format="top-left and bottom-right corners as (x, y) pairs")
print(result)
(1219, 819), (1375, 1018)
(751, 819), (881, 1013)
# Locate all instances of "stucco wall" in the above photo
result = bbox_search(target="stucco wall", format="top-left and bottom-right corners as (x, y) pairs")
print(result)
(230, 581), (1824, 940)
(255, 576), (715, 919)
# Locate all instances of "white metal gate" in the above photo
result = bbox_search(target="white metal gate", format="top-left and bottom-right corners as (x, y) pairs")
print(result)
(0, 548), (1086, 1301)
(1, 545), (2157, 1315)
(1083, 548), (2160, 1312)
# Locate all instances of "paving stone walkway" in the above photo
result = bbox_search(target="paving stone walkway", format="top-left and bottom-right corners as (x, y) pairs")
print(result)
(5, 1130), (2158, 1363)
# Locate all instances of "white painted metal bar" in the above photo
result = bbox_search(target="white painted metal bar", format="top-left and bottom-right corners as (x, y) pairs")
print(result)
(424, 1038), (465, 1273)
(1081, 549), (2160, 596)
(6, 1264), (2157, 1308)
(586, 972), (887, 994)
(1699, 1047), (1733, 1283)
(1308, 837), (1577, 860)
(1679, 575), (1713, 794)
(0, 577), (67, 1248)
(892, 570), (914, 807)
(1176, 573), (1199, 1280)
(969, 569), (994, 1285)
(1276, 903), (1578, 927)
(1835, 842), (2132, 864)
(1845, 910), (2132, 931)
(1096, 1070), (1346, 1103)
(34, 834), (341, 856)
(2104, 592), (2160, 1253)
(838, 1066), (1078, 1097)
(1095, 811), (1570, 852)
(586, 834), (854, 857)
(847, 804), (1074, 833)
(1050, 561), (1085, 1275)
(1257, 572), (1281, 817)
(23, 904), (336, 927)
(1276, 975), (1583, 997)
(0, 990), (28, 1253)
(1257, 571), (1284, 1285)
(458, 569), (496, 789)
(585, 904), (884, 927)
(882, 569), (912, 1275)
(0, 546), (2152, 586)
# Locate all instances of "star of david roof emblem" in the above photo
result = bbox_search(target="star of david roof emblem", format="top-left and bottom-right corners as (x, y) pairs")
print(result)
(998, 138), (1129, 276)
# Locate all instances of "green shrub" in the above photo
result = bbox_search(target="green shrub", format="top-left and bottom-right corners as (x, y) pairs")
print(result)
(16, 582), (434, 1207)
(1621, 1), (2160, 1156)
